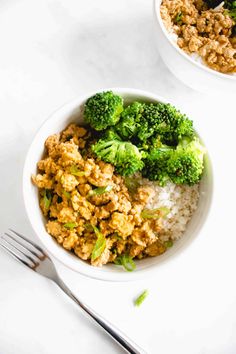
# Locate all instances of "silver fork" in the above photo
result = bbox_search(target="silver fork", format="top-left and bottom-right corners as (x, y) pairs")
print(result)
(0, 229), (147, 354)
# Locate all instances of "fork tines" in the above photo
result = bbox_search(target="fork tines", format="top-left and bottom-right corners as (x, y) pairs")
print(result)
(0, 229), (45, 269)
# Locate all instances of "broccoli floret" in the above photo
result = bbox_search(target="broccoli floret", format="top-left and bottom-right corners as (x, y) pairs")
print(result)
(223, 0), (236, 10)
(142, 137), (205, 186)
(205, 1), (236, 22)
(92, 139), (144, 176)
(142, 144), (173, 186)
(115, 102), (144, 139)
(103, 128), (122, 141)
(135, 103), (159, 142)
(137, 103), (194, 145)
(167, 138), (205, 185)
(84, 91), (123, 131)
(225, 0), (236, 22)
(154, 103), (194, 145)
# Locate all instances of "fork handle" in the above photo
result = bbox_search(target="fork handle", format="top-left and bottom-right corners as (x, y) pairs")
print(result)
(56, 278), (147, 354)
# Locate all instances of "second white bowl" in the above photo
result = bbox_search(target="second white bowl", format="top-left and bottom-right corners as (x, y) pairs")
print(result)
(153, 0), (236, 94)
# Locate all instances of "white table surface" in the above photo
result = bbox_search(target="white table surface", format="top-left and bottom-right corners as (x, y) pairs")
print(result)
(0, 0), (236, 353)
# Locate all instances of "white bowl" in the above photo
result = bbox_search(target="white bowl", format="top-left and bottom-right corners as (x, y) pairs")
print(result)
(153, 0), (236, 94)
(23, 88), (213, 281)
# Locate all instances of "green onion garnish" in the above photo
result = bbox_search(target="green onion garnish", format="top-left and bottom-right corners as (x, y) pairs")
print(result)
(141, 207), (170, 219)
(113, 232), (122, 240)
(91, 226), (106, 261)
(84, 223), (93, 231)
(164, 240), (173, 248)
(88, 185), (113, 197)
(114, 254), (136, 272)
(63, 222), (77, 229)
(174, 12), (183, 24)
(124, 177), (140, 194)
(134, 290), (149, 307)
(229, 9), (236, 21)
(43, 189), (52, 209)
(62, 190), (71, 199)
(70, 165), (85, 176)
(159, 207), (170, 218)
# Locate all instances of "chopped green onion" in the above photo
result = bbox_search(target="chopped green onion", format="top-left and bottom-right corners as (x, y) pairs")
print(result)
(124, 177), (140, 194)
(70, 165), (85, 176)
(134, 290), (149, 307)
(141, 209), (159, 219)
(174, 12), (183, 24)
(43, 189), (52, 209)
(62, 190), (71, 199)
(114, 254), (136, 272)
(88, 185), (113, 197)
(84, 223), (93, 231)
(63, 222), (77, 229)
(91, 226), (106, 261)
(158, 207), (170, 218)
(229, 9), (236, 21)
(164, 240), (173, 248)
(141, 207), (170, 219)
(113, 232), (123, 240)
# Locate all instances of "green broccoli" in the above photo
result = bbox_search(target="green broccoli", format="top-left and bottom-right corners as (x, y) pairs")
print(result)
(137, 103), (194, 146)
(92, 139), (144, 176)
(224, 0), (236, 22)
(167, 138), (205, 185)
(103, 128), (122, 141)
(224, 0), (236, 7)
(84, 91), (123, 131)
(142, 137), (205, 186)
(115, 102), (144, 139)
(142, 144), (173, 186)
(205, 1), (236, 22)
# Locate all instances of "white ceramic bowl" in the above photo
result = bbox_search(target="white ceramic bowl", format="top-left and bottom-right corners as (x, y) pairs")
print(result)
(153, 0), (236, 94)
(23, 88), (213, 281)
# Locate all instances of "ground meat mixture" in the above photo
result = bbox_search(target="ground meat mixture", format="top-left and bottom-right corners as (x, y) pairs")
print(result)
(32, 123), (169, 267)
(161, 0), (236, 73)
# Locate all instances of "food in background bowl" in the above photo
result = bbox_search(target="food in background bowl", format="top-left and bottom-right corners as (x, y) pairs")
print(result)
(160, 0), (236, 74)
(32, 91), (206, 271)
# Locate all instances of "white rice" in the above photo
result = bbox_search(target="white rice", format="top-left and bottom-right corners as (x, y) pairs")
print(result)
(140, 178), (200, 242)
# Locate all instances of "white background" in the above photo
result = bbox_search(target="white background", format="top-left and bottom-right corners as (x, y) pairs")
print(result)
(0, 0), (236, 353)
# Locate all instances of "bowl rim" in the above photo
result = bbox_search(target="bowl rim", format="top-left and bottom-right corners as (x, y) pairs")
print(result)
(23, 87), (214, 282)
(153, 0), (236, 82)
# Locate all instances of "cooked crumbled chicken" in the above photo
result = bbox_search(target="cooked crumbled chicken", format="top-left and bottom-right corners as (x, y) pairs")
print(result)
(32, 174), (54, 190)
(145, 240), (166, 257)
(61, 173), (79, 192)
(74, 237), (95, 260)
(109, 212), (135, 238)
(63, 232), (79, 251)
(57, 207), (77, 223)
(161, 0), (236, 73)
(32, 123), (172, 267)
(135, 186), (155, 205)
